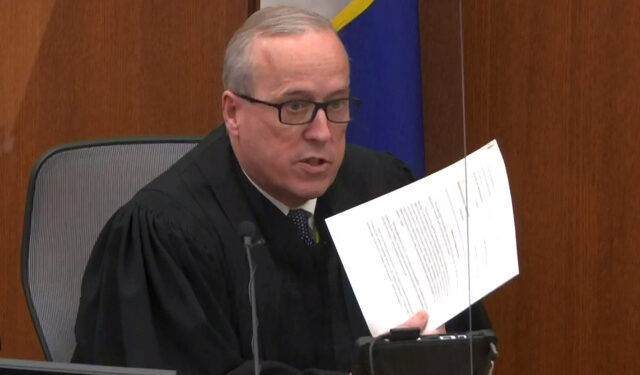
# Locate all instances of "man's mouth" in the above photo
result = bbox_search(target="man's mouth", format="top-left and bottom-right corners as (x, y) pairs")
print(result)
(304, 157), (325, 166)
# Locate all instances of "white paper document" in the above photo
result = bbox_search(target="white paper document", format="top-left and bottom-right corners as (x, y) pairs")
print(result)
(326, 140), (519, 336)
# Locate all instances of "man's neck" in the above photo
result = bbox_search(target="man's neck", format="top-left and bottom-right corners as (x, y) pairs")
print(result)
(241, 169), (316, 216)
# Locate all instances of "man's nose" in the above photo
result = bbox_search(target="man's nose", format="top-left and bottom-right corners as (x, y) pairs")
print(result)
(304, 108), (332, 141)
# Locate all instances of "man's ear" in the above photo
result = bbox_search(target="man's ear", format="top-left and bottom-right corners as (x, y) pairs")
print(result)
(222, 90), (240, 136)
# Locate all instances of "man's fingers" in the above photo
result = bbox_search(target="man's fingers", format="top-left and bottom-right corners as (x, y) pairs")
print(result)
(396, 311), (447, 335)
(396, 310), (429, 332)
(422, 324), (446, 335)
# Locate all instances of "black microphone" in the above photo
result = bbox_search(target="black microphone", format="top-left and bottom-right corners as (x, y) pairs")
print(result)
(239, 221), (261, 246)
(238, 221), (263, 375)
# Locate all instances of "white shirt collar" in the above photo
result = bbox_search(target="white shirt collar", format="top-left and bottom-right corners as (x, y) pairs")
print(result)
(242, 170), (317, 216)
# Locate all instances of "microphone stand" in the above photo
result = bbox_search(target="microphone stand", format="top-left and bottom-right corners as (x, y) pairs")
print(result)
(239, 222), (264, 375)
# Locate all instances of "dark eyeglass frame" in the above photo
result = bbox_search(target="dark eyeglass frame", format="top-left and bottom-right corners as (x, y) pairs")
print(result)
(234, 93), (361, 125)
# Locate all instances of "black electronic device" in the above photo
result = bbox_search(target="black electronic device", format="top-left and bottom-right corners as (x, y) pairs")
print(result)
(352, 329), (498, 375)
(0, 358), (176, 375)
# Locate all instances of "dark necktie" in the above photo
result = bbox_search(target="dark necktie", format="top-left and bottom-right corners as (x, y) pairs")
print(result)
(288, 209), (315, 246)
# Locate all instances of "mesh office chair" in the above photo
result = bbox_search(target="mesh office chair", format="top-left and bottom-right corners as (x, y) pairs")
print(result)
(21, 137), (200, 362)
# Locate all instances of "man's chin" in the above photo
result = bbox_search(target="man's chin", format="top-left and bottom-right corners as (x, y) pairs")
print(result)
(286, 185), (330, 205)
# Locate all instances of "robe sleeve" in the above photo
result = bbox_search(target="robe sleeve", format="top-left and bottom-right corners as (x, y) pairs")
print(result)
(72, 198), (350, 375)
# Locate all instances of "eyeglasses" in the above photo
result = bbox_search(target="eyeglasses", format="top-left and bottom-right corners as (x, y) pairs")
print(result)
(235, 93), (361, 125)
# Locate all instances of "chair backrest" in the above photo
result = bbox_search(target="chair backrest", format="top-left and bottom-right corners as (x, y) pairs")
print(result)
(21, 137), (200, 362)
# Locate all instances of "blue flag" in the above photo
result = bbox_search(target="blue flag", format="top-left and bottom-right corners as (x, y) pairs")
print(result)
(337, 0), (425, 176)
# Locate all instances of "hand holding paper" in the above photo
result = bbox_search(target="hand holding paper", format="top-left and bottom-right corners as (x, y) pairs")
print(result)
(326, 140), (519, 336)
(396, 310), (446, 335)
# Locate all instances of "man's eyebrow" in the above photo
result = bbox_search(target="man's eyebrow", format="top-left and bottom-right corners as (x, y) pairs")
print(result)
(327, 88), (351, 97)
(279, 90), (313, 99)
(279, 88), (351, 100)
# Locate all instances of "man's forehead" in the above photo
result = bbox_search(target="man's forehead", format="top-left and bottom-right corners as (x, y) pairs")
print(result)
(249, 31), (349, 95)
(251, 29), (344, 56)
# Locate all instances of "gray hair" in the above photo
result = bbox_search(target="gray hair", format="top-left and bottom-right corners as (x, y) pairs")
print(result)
(222, 6), (339, 95)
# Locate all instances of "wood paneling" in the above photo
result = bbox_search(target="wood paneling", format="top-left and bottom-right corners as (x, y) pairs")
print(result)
(420, 0), (466, 171)
(422, 0), (640, 373)
(0, 0), (249, 359)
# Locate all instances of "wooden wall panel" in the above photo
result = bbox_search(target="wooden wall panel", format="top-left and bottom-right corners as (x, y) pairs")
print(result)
(422, 0), (640, 374)
(0, 0), (249, 359)
(420, 0), (466, 171)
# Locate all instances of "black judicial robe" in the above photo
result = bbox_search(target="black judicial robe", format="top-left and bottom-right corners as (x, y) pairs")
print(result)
(72, 126), (491, 375)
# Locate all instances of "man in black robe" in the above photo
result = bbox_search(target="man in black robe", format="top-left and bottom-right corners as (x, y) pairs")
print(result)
(72, 6), (491, 375)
